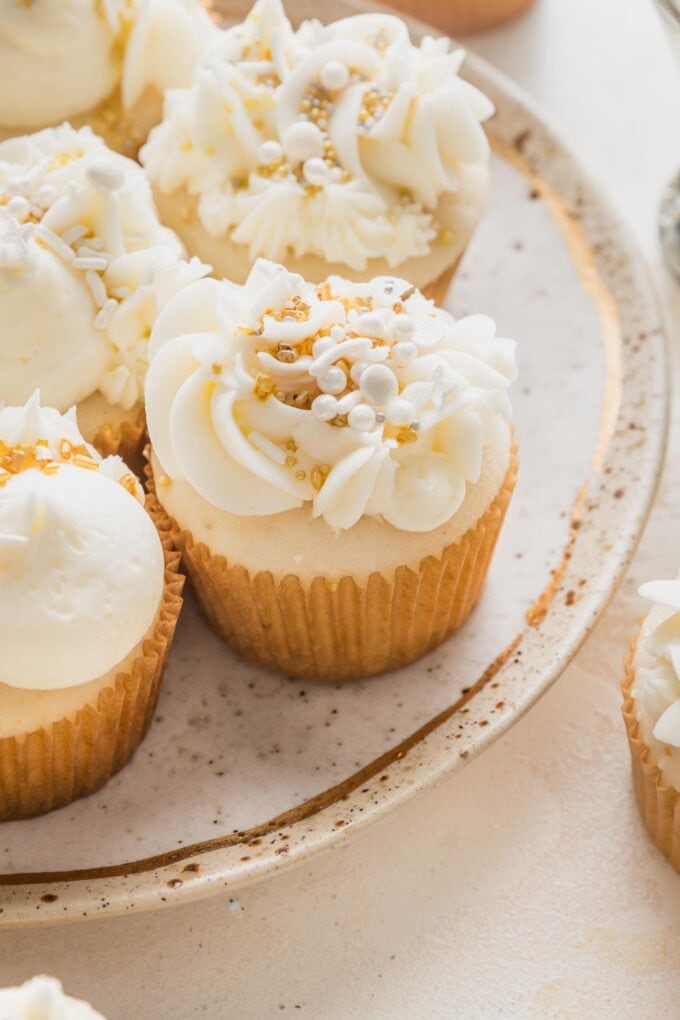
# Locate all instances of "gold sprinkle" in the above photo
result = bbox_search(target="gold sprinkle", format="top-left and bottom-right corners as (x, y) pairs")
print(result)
(254, 373), (275, 399)
(438, 228), (454, 245)
(396, 425), (418, 445)
(212, 361), (223, 375)
(285, 455), (297, 467)
(119, 473), (138, 495)
(73, 455), (99, 470)
(59, 439), (73, 460)
(295, 470), (306, 481)
(157, 475), (172, 488)
(286, 439), (297, 452)
(310, 465), (330, 491)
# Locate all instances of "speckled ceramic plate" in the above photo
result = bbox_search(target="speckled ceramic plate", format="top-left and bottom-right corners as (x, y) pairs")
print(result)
(0, 0), (669, 927)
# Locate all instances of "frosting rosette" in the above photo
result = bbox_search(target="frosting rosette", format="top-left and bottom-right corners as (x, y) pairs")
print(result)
(0, 0), (217, 132)
(141, 0), (494, 271)
(634, 579), (680, 750)
(0, 124), (209, 414)
(0, 976), (106, 1020)
(146, 259), (516, 533)
(0, 393), (164, 690)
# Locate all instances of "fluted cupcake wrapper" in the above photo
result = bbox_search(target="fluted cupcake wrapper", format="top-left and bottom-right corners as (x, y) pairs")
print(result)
(90, 410), (148, 478)
(147, 449), (517, 682)
(0, 521), (184, 822)
(621, 645), (680, 871)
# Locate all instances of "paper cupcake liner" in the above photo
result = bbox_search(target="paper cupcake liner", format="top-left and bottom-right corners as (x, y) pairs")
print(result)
(147, 448), (517, 681)
(0, 522), (184, 821)
(91, 410), (148, 477)
(621, 644), (680, 870)
(388, 0), (535, 35)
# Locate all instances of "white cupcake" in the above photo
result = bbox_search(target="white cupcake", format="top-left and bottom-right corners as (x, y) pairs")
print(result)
(145, 259), (517, 680)
(622, 578), (680, 870)
(0, 977), (106, 1019)
(0, 394), (183, 820)
(0, 124), (209, 466)
(0, 0), (218, 155)
(141, 0), (494, 302)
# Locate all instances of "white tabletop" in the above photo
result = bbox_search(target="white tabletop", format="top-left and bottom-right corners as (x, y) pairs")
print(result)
(2, 1), (680, 1016)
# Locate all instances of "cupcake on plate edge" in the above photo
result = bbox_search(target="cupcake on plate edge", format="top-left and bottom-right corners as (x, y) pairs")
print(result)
(141, 0), (494, 303)
(145, 258), (517, 680)
(0, 394), (183, 821)
(622, 577), (680, 869)
(0, 0), (218, 155)
(0, 123), (210, 468)
(0, 977), (106, 1019)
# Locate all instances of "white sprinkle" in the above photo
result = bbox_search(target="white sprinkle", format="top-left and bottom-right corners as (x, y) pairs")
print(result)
(329, 324), (345, 342)
(318, 366), (346, 395)
(336, 390), (362, 413)
(87, 160), (125, 191)
(61, 223), (89, 246)
(311, 394), (339, 421)
(88, 236), (105, 250)
(34, 224), (76, 262)
(74, 255), (109, 271)
(35, 185), (58, 209)
(76, 245), (113, 263)
(85, 270), (107, 307)
(348, 404), (377, 432)
(95, 298), (118, 330)
(111, 286), (132, 300)
(6, 196), (30, 221)
(248, 431), (286, 464)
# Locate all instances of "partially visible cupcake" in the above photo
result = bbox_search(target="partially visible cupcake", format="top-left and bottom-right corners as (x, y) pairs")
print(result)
(141, 0), (494, 303)
(0, 394), (183, 820)
(0, 124), (209, 467)
(622, 578), (680, 870)
(145, 259), (517, 680)
(387, 0), (536, 37)
(0, 976), (106, 1019)
(0, 0), (218, 155)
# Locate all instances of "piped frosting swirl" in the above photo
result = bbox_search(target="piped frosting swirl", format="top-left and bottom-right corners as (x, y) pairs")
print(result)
(0, 394), (164, 690)
(146, 259), (516, 532)
(141, 0), (494, 270)
(0, 124), (209, 413)
(635, 580), (680, 751)
(0, 0), (217, 131)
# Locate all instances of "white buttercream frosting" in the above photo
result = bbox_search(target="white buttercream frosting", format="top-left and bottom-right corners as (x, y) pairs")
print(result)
(0, 976), (106, 1020)
(0, 124), (209, 413)
(0, 0), (217, 130)
(633, 580), (680, 755)
(146, 259), (516, 533)
(141, 0), (494, 270)
(0, 394), (164, 691)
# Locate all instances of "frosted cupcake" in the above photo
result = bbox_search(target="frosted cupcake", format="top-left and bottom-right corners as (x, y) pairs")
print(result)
(146, 259), (517, 680)
(0, 395), (183, 820)
(141, 0), (494, 303)
(0, 977), (106, 1019)
(0, 124), (209, 466)
(622, 578), (680, 870)
(0, 0), (218, 155)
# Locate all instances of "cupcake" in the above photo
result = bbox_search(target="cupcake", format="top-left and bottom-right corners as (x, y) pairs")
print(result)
(0, 0), (218, 156)
(0, 124), (209, 468)
(387, 0), (536, 37)
(622, 578), (680, 869)
(141, 0), (494, 303)
(145, 259), (517, 681)
(0, 394), (183, 820)
(0, 977), (106, 1019)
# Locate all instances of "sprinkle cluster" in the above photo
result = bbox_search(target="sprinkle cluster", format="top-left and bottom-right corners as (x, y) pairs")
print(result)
(0, 436), (136, 495)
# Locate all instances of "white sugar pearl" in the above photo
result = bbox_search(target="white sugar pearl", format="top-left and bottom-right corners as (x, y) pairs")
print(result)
(257, 140), (284, 165)
(7, 196), (30, 220)
(392, 314), (415, 341)
(303, 157), (329, 185)
(319, 60), (350, 92)
(87, 160), (125, 191)
(356, 312), (384, 338)
(312, 336), (336, 358)
(350, 361), (367, 384)
(359, 364), (398, 407)
(330, 324), (346, 342)
(35, 185), (58, 209)
(312, 394), (339, 421)
(318, 366), (347, 395)
(386, 398), (416, 426)
(391, 341), (417, 366)
(282, 121), (324, 162)
(348, 404), (377, 432)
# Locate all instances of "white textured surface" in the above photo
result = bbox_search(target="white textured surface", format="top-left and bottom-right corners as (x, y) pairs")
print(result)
(1, 0), (680, 1016)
